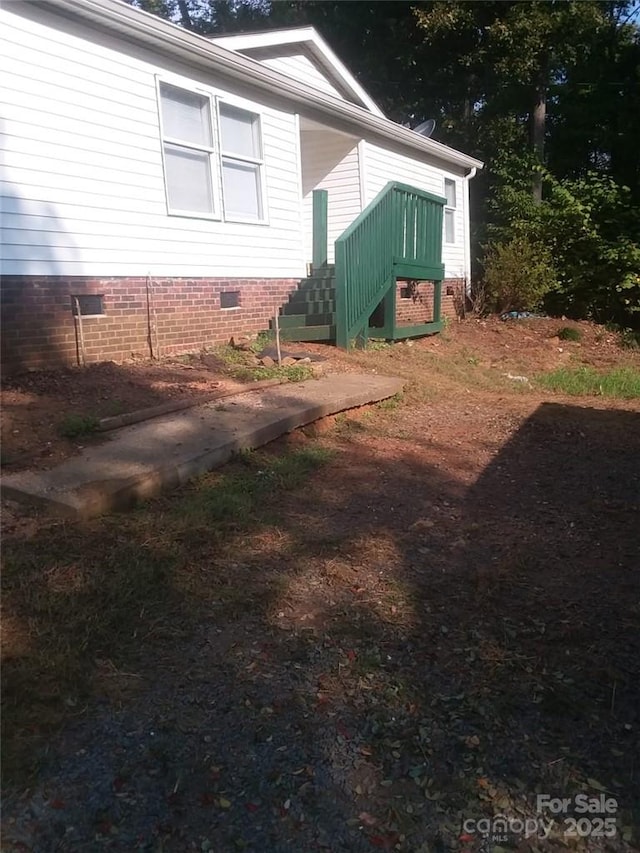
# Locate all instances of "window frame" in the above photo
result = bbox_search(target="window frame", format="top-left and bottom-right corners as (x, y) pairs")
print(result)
(443, 177), (457, 244)
(217, 98), (269, 225)
(220, 290), (242, 310)
(156, 77), (220, 221)
(71, 294), (105, 319)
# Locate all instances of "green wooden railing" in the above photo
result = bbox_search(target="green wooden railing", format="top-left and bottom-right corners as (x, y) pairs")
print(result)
(335, 182), (446, 348)
(312, 189), (328, 271)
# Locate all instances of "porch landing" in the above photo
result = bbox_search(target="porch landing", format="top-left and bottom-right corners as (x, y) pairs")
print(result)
(0, 373), (403, 519)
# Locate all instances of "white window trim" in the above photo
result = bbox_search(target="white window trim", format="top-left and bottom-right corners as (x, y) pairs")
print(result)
(444, 177), (456, 244)
(156, 76), (221, 221)
(217, 97), (269, 226)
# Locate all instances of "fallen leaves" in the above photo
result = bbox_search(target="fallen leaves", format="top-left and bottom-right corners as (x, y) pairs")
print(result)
(4, 322), (640, 853)
(368, 832), (400, 848)
(409, 519), (435, 532)
(358, 811), (378, 826)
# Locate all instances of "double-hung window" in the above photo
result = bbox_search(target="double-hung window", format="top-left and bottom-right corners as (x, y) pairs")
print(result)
(158, 82), (216, 217)
(444, 178), (456, 243)
(219, 103), (265, 222)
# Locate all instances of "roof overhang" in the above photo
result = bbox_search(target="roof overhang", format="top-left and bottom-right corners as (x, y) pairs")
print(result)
(211, 27), (386, 117)
(26, 0), (484, 174)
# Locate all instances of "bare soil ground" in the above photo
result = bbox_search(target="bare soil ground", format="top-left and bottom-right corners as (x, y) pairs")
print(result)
(0, 317), (631, 474)
(0, 353), (253, 473)
(2, 317), (639, 851)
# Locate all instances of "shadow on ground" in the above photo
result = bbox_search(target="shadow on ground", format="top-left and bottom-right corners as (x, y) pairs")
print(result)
(2, 402), (639, 851)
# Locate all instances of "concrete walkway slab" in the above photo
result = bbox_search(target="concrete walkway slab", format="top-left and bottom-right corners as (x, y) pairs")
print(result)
(1, 374), (403, 519)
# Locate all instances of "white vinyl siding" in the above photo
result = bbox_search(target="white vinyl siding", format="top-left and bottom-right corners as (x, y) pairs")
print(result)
(0, 7), (304, 279)
(363, 142), (466, 279)
(259, 54), (344, 99)
(300, 131), (361, 264)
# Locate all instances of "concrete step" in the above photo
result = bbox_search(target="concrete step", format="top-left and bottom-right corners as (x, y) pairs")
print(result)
(0, 374), (403, 518)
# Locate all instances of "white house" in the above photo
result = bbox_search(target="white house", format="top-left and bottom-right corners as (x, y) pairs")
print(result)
(0, 0), (482, 369)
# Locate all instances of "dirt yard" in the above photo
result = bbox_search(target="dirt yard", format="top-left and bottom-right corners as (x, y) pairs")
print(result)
(2, 317), (639, 851)
(0, 317), (632, 474)
(0, 352), (255, 473)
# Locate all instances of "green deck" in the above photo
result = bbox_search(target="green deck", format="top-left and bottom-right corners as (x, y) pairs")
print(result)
(270, 183), (447, 347)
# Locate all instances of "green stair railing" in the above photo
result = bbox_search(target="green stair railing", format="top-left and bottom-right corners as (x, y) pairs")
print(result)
(312, 189), (328, 272)
(335, 182), (446, 348)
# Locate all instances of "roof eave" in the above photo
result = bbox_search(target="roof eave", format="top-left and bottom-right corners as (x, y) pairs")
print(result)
(32, 0), (483, 172)
(211, 26), (385, 116)
(301, 31), (385, 117)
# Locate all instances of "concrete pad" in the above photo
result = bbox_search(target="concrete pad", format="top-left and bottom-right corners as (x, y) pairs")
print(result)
(1, 373), (403, 519)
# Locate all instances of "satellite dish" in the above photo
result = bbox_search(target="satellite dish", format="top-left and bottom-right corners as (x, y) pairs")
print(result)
(413, 119), (436, 138)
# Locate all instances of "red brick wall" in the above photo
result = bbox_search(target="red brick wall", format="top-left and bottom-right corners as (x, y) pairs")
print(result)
(395, 278), (467, 327)
(1, 276), (298, 372)
(442, 279), (468, 321)
(396, 280), (435, 326)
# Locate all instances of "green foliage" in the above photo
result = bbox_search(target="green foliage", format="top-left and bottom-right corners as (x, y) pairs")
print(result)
(230, 363), (314, 383)
(249, 331), (273, 353)
(58, 413), (100, 439)
(483, 236), (557, 312)
(367, 339), (392, 351)
(215, 343), (247, 366)
(376, 392), (404, 411)
(536, 366), (640, 398)
(557, 327), (583, 342)
(618, 328), (640, 349)
(490, 170), (640, 325)
(175, 446), (332, 527)
(214, 344), (314, 383)
(412, 1), (640, 327)
(543, 175), (640, 325)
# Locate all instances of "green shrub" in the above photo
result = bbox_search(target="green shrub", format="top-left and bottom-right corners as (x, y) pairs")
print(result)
(557, 326), (582, 342)
(58, 413), (100, 439)
(619, 328), (640, 350)
(488, 168), (640, 326)
(483, 236), (557, 313)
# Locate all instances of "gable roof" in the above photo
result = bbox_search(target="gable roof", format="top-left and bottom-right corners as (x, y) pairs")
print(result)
(210, 27), (386, 117)
(30, 0), (483, 173)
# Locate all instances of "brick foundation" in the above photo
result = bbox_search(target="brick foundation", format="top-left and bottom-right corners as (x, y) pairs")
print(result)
(395, 278), (467, 327)
(1, 276), (299, 372)
(442, 279), (468, 320)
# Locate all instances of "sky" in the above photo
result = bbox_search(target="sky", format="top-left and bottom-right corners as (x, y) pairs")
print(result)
(627, 2), (640, 24)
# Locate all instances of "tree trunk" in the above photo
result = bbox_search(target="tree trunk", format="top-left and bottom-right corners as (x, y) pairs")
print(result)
(531, 79), (546, 204)
(177, 0), (193, 29)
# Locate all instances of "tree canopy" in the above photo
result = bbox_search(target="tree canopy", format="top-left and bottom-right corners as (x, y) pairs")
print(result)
(129, 0), (640, 327)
